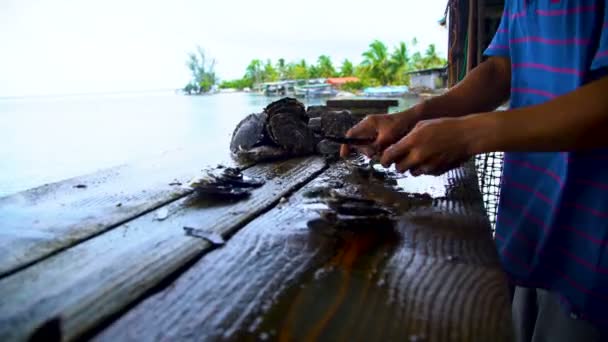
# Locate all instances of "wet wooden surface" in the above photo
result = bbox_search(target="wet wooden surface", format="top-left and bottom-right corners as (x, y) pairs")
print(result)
(0, 154), (512, 341)
(0, 148), (241, 277)
(96, 161), (512, 341)
(0, 157), (326, 342)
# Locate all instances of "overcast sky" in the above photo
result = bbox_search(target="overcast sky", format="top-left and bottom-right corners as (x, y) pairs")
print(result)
(0, 0), (448, 97)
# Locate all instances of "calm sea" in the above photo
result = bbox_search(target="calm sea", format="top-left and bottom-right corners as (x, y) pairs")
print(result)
(0, 91), (416, 197)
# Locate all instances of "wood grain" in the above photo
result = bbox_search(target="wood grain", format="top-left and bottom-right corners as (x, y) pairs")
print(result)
(97, 161), (512, 342)
(0, 157), (326, 342)
(0, 149), (239, 277)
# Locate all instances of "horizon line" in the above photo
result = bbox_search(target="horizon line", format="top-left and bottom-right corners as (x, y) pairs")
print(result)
(0, 88), (181, 100)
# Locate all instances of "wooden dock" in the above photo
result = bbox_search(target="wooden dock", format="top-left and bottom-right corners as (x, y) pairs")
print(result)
(0, 150), (512, 341)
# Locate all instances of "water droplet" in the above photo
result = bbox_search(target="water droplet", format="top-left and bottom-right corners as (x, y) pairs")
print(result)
(446, 255), (459, 262)
(154, 207), (169, 221)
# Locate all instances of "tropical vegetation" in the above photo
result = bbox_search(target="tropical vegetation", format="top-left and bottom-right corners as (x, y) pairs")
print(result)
(183, 46), (217, 94)
(184, 39), (447, 93)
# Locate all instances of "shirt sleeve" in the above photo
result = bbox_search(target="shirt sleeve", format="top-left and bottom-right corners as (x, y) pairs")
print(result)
(483, 2), (510, 58)
(590, 1), (608, 70)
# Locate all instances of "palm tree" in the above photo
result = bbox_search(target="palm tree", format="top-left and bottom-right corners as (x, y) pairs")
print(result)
(423, 44), (445, 68)
(291, 59), (309, 80)
(245, 59), (263, 85)
(340, 59), (354, 77)
(361, 40), (391, 85)
(308, 64), (321, 79)
(410, 51), (424, 70)
(389, 41), (410, 84)
(276, 58), (287, 80)
(185, 46), (216, 93)
(317, 55), (336, 78)
(264, 59), (279, 82)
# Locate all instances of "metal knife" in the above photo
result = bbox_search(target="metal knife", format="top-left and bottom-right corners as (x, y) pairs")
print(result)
(322, 135), (375, 145)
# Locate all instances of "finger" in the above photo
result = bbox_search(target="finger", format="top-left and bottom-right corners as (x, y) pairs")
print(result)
(346, 117), (377, 139)
(371, 130), (393, 153)
(339, 144), (350, 158)
(410, 165), (430, 177)
(395, 149), (427, 174)
(380, 138), (411, 167)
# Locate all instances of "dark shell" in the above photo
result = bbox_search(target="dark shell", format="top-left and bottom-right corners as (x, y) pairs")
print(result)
(192, 184), (251, 199)
(229, 113), (267, 154)
(328, 190), (378, 205)
(183, 227), (226, 245)
(316, 139), (341, 156)
(306, 105), (328, 119)
(207, 168), (265, 188)
(307, 117), (322, 133)
(264, 97), (306, 120)
(267, 113), (316, 154)
(187, 165), (266, 200)
(302, 186), (332, 199)
(320, 110), (357, 138)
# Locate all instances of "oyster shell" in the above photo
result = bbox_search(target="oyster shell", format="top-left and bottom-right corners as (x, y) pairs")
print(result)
(191, 184), (251, 199)
(306, 105), (328, 119)
(316, 139), (341, 156)
(188, 167), (265, 200)
(320, 110), (356, 138)
(264, 97), (306, 120)
(229, 112), (267, 154)
(207, 167), (265, 188)
(267, 113), (316, 154)
(229, 97), (360, 162)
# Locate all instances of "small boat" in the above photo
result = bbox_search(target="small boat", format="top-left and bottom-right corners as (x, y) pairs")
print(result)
(294, 83), (338, 98)
(362, 85), (409, 98)
(259, 81), (297, 96)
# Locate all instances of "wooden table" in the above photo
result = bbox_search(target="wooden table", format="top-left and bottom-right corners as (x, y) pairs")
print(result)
(0, 151), (512, 341)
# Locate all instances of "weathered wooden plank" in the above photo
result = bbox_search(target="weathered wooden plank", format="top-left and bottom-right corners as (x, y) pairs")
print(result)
(0, 149), (241, 277)
(96, 162), (512, 341)
(0, 157), (327, 342)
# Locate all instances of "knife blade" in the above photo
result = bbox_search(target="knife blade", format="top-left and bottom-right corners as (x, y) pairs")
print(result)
(322, 135), (375, 145)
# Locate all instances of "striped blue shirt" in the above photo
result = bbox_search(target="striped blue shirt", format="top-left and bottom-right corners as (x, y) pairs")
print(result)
(484, 0), (608, 329)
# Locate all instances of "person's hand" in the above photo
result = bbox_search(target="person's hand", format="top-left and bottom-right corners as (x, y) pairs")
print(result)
(379, 117), (478, 176)
(339, 110), (419, 158)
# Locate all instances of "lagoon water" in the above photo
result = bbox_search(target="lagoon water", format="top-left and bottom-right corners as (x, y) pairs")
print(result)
(0, 91), (416, 197)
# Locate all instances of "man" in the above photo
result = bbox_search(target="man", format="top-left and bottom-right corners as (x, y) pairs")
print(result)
(341, 0), (608, 340)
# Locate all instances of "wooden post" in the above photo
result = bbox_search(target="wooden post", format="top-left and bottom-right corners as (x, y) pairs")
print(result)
(477, 0), (486, 66)
(467, 0), (478, 72)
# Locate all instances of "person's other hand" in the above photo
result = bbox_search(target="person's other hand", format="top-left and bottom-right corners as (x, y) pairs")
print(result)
(339, 110), (418, 158)
(379, 117), (476, 176)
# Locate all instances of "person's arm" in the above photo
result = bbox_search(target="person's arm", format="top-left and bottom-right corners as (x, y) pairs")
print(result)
(472, 0), (608, 153)
(406, 56), (511, 122)
(379, 75), (608, 175)
(340, 57), (512, 158)
(342, 2), (513, 159)
(469, 75), (608, 153)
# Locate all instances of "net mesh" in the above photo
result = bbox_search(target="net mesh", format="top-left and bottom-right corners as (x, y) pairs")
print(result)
(474, 152), (504, 229)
